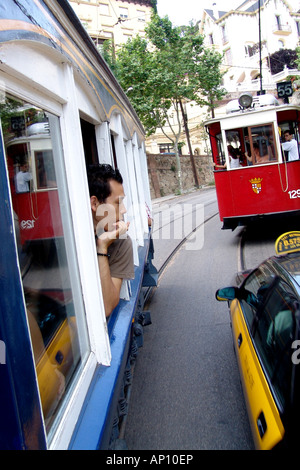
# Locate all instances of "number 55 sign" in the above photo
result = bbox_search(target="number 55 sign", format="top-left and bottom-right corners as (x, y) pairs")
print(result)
(277, 81), (293, 103)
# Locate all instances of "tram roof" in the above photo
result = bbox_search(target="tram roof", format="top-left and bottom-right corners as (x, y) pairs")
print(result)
(204, 103), (300, 128)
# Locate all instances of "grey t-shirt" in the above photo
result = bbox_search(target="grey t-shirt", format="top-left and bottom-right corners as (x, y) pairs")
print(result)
(107, 235), (134, 280)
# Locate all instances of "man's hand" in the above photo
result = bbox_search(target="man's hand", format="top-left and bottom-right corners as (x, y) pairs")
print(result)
(96, 220), (130, 253)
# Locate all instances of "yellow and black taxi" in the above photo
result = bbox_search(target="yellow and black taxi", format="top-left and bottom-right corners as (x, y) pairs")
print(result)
(216, 232), (300, 449)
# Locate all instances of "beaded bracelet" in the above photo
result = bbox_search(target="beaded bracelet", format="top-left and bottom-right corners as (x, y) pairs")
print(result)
(97, 252), (110, 258)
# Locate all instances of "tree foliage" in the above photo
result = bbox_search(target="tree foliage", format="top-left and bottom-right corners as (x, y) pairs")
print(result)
(269, 48), (298, 75)
(296, 46), (300, 71)
(103, 14), (225, 191)
(104, 14), (225, 137)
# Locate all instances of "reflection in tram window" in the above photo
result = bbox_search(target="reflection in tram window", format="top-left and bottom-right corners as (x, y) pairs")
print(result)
(1, 93), (89, 434)
(225, 123), (277, 167)
(248, 124), (276, 164)
(35, 150), (57, 189)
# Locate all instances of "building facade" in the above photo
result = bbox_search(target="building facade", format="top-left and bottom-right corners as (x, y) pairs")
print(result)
(68, 0), (153, 49)
(200, 0), (300, 97)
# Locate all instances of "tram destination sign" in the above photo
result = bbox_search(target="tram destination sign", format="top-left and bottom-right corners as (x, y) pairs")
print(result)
(277, 81), (293, 103)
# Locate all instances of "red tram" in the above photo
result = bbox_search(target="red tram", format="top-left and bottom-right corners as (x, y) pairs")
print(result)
(205, 93), (300, 230)
(7, 121), (62, 245)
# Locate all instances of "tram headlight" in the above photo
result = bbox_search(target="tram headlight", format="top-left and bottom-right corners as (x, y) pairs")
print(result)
(238, 92), (253, 109)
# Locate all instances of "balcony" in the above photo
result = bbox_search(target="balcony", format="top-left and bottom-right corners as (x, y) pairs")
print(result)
(273, 24), (292, 35)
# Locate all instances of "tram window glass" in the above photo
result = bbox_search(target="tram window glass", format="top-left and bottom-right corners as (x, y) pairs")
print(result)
(225, 130), (240, 149)
(245, 124), (277, 165)
(215, 133), (225, 165)
(225, 130), (242, 165)
(1, 94), (90, 435)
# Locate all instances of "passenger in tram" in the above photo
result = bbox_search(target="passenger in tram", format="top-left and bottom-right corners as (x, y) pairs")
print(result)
(246, 143), (269, 165)
(87, 164), (134, 317)
(214, 145), (240, 169)
(281, 130), (299, 161)
(15, 161), (32, 192)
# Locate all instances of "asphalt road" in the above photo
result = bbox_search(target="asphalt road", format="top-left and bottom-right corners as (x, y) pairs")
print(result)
(124, 189), (254, 450)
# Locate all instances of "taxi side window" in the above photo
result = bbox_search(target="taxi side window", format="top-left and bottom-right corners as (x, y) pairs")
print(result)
(240, 264), (274, 327)
(253, 279), (296, 410)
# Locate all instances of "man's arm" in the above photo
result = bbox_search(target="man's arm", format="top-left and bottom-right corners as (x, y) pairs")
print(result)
(97, 255), (122, 316)
(282, 141), (293, 151)
(96, 220), (129, 317)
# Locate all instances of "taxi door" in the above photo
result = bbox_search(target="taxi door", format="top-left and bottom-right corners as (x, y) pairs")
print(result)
(230, 296), (285, 449)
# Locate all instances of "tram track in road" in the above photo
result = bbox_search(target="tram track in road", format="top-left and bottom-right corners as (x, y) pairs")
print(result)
(143, 208), (219, 306)
(151, 198), (217, 239)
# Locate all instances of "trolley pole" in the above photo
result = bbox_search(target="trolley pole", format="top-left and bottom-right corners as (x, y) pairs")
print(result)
(258, 0), (264, 95)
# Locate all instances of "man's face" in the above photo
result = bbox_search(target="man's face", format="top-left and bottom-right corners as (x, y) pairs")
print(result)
(21, 163), (29, 172)
(95, 179), (126, 232)
(284, 132), (292, 142)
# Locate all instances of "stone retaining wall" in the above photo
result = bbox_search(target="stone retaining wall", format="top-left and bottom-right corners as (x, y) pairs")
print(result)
(147, 154), (214, 198)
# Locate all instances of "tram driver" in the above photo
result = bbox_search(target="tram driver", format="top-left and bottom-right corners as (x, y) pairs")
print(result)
(15, 161), (32, 193)
(281, 130), (299, 161)
(87, 164), (134, 317)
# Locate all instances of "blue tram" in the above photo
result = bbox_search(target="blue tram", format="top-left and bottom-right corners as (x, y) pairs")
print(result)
(0, 0), (155, 449)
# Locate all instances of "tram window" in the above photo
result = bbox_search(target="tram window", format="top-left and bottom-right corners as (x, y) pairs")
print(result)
(245, 124), (277, 165)
(225, 130), (243, 165)
(225, 130), (240, 149)
(80, 118), (98, 165)
(1, 93), (89, 435)
(215, 133), (225, 165)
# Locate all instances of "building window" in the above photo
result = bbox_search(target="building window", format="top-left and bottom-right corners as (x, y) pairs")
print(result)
(99, 3), (109, 15)
(276, 15), (282, 30)
(119, 6), (128, 19)
(224, 48), (232, 66)
(159, 143), (181, 154)
(221, 25), (228, 44)
(209, 33), (214, 45)
(137, 10), (146, 21)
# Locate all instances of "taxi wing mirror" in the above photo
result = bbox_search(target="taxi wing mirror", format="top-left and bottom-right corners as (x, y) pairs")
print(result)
(215, 286), (239, 301)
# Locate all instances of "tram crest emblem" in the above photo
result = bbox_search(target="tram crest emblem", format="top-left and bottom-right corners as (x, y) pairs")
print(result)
(249, 177), (263, 194)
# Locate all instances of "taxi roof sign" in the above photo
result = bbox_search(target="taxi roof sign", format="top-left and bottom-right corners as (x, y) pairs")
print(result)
(275, 231), (300, 255)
